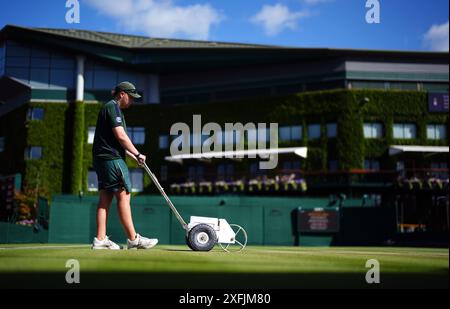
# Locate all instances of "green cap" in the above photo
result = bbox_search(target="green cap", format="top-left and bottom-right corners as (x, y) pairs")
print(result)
(114, 81), (141, 99)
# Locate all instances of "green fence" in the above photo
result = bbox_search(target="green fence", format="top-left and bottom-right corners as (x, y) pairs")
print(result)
(0, 195), (393, 245)
(48, 195), (316, 245)
(44, 195), (394, 246)
(0, 222), (48, 243)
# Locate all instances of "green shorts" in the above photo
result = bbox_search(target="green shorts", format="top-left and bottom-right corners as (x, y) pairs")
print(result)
(93, 158), (132, 193)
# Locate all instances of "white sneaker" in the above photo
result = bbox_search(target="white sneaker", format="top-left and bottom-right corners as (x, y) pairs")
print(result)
(127, 233), (158, 249)
(92, 236), (121, 250)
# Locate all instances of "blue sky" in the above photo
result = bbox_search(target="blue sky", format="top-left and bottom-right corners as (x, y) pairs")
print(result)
(0, 0), (448, 51)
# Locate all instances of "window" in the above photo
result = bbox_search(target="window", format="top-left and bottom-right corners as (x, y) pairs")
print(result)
(159, 135), (168, 149)
(308, 124), (321, 140)
(160, 165), (168, 182)
(48, 54), (75, 89)
(93, 67), (118, 89)
(222, 130), (241, 145)
(427, 124), (447, 140)
(30, 68), (50, 88)
(3, 41), (77, 89)
(363, 123), (383, 138)
(31, 56), (50, 68)
(393, 123), (416, 139)
(389, 82), (419, 91)
(87, 171), (98, 192)
(189, 133), (195, 147)
(431, 162), (448, 169)
(200, 134), (211, 148)
(326, 123), (337, 138)
(430, 162), (448, 179)
(190, 133), (210, 148)
(364, 158), (380, 171)
(50, 69), (75, 89)
(282, 161), (301, 171)
(423, 83), (449, 92)
(5, 67), (29, 81)
(200, 166), (207, 179)
(188, 165), (205, 181)
(130, 169), (144, 192)
(328, 160), (338, 171)
(291, 125), (302, 141)
(24, 146), (42, 159)
(258, 127), (270, 145)
(279, 125), (302, 142)
(279, 127), (290, 141)
(7, 56), (30, 67)
(0, 137), (4, 152)
(84, 68), (94, 89)
(173, 133), (190, 149)
(7, 41), (30, 57)
(246, 128), (257, 145)
(351, 81), (385, 90)
(88, 127), (96, 144)
(85, 61), (146, 93)
(396, 161), (405, 177)
(50, 56), (74, 69)
(27, 107), (44, 121)
(128, 127), (145, 145)
(188, 166), (195, 180)
(249, 162), (264, 176)
(118, 70), (138, 87)
(218, 164), (234, 180)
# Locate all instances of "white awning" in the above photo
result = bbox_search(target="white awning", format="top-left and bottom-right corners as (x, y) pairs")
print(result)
(389, 145), (449, 156)
(165, 147), (308, 164)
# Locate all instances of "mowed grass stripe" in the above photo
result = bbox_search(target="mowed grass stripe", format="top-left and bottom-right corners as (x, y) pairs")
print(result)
(0, 245), (447, 288)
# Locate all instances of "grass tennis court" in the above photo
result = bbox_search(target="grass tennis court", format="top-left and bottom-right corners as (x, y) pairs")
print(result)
(0, 245), (447, 289)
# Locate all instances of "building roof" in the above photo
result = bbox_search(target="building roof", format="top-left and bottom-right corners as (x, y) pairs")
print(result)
(2, 24), (449, 55)
(3, 25), (274, 49)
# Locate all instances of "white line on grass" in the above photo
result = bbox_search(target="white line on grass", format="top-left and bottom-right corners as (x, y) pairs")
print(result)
(0, 245), (91, 250)
(249, 249), (449, 258)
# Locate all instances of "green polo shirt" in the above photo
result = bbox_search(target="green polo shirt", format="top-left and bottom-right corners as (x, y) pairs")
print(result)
(92, 100), (127, 161)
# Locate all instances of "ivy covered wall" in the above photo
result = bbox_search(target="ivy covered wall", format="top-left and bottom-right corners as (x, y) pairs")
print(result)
(71, 101), (85, 194)
(2, 103), (70, 200)
(0, 89), (447, 198)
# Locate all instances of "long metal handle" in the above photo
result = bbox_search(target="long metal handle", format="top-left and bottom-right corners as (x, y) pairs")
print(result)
(142, 162), (188, 230)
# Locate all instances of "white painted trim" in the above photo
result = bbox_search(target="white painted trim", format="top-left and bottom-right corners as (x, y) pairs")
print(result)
(389, 145), (449, 156)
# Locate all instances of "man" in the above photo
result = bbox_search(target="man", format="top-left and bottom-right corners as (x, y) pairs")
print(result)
(91, 81), (158, 250)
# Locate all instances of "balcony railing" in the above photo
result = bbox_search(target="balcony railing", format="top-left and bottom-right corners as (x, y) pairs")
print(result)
(396, 168), (449, 191)
(161, 168), (449, 195)
(398, 168), (449, 180)
(303, 169), (397, 188)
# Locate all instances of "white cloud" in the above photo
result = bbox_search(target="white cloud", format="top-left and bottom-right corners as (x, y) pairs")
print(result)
(84, 0), (224, 40)
(250, 4), (309, 36)
(423, 21), (449, 51)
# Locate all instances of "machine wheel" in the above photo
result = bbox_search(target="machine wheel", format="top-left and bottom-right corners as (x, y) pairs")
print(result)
(185, 235), (194, 250)
(187, 223), (217, 251)
(218, 224), (248, 252)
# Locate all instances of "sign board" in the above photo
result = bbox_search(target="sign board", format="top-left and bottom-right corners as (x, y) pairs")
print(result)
(298, 207), (340, 233)
(428, 93), (449, 113)
(0, 175), (16, 221)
